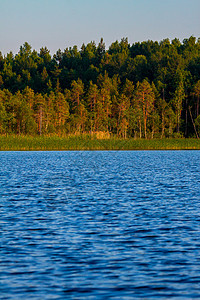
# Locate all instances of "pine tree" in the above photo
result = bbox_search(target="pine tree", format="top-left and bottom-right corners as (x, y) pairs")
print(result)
(172, 81), (185, 133)
(134, 80), (155, 138)
(194, 80), (200, 117)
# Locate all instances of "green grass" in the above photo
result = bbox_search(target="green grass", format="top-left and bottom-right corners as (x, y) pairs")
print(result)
(0, 135), (200, 151)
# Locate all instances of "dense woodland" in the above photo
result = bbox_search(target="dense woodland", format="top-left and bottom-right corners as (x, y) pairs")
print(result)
(0, 37), (200, 138)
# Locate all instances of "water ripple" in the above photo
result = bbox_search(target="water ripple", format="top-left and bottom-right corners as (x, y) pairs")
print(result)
(1, 150), (200, 299)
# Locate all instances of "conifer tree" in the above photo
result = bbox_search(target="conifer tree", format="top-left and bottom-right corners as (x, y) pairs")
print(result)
(172, 81), (185, 133)
(134, 80), (155, 138)
(194, 80), (200, 117)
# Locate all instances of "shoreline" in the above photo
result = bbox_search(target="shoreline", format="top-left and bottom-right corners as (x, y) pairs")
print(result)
(0, 136), (200, 151)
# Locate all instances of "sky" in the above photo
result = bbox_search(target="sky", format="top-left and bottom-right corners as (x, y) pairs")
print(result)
(0, 0), (200, 55)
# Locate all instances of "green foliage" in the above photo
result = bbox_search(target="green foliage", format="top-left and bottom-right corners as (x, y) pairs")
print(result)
(0, 37), (200, 138)
(171, 80), (185, 133)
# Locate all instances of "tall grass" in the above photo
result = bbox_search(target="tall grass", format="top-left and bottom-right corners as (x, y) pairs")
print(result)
(0, 135), (199, 151)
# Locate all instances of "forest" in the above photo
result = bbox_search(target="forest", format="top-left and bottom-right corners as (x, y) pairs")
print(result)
(0, 36), (200, 138)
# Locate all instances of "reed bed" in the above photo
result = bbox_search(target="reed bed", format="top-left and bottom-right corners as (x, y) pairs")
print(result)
(0, 135), (200, 151)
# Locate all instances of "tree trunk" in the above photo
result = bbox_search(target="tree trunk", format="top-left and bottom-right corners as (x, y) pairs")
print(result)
(39, 107), (42, 135)
(144, 116), (147, 139)
(139, 117), (142, 138)
(161, 110), (165, 138)
(189, 106), (199, 139)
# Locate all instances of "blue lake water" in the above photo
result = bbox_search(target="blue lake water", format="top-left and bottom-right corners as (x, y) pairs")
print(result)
(1, 150), (200, 299)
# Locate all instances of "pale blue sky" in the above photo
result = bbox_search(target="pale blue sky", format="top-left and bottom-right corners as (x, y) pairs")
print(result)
(0, 0), (199, 55)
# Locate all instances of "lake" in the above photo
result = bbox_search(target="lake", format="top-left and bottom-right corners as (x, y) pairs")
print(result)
(1, 150), (200, 299)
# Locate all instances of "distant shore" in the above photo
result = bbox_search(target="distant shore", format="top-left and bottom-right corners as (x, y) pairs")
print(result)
(0, 135), (200, 151)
